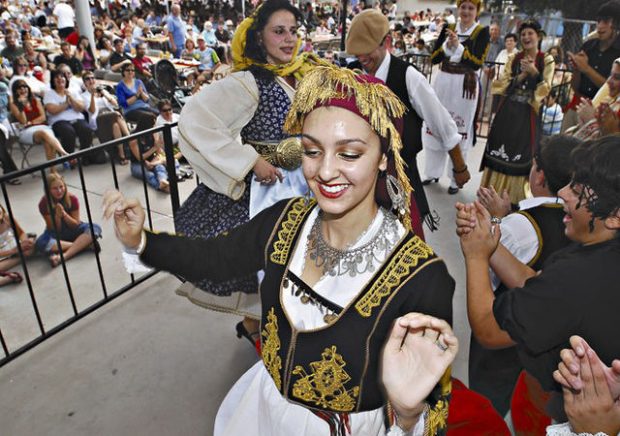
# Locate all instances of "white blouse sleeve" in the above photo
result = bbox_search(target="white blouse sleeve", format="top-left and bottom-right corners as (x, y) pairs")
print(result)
(177, 71), (261, 200)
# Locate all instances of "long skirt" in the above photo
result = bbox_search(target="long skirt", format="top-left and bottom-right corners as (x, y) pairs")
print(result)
(480, 98), (539, 205)
(173, 167), (307, 318)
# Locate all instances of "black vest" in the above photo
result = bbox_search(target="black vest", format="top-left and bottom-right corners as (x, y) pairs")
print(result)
(384, 56), (430, 218)
(468, 202), (570, 413)
(259, 198), (445, 414)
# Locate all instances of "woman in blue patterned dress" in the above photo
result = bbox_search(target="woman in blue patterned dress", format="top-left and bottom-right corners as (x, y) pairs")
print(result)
(175, 0), (326, 345)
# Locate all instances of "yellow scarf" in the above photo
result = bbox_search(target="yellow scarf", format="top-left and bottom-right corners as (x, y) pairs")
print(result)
(231, 8), (330, 82)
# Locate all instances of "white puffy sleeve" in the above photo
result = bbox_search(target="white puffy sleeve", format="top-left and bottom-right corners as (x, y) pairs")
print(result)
(178, 71), (261, 200)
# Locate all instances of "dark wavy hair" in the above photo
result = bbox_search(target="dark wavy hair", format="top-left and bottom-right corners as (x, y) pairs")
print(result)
(244, 0), (302, 76)
(50, 69), (69, 91)
(597, 0), (620, 28)
(10, 79), (33, 111)
(570, 136), (620, 229)
(535, 135), (582, 195)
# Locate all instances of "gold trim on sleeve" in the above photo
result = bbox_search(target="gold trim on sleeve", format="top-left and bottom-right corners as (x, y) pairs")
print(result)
(270, 197), (316, 265)
(355, 237), (434, 318)
(261, 307), (283, 391)
(291, 346), (360, 412)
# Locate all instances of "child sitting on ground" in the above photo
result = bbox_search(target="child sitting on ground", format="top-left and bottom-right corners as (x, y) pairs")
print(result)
(35, 174), (102, 267)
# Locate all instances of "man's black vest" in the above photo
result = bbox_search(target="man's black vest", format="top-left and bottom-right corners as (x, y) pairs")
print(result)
(384, 55), (430, 218)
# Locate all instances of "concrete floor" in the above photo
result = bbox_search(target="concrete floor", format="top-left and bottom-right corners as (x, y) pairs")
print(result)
(0, 141), (489, 436)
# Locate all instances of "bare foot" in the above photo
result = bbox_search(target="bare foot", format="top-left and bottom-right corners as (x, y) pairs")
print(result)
(49, 254), (61, 268)
(159, 180), (170, 193)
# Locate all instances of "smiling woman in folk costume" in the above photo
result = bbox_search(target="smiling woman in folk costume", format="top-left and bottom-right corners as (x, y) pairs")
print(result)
(174, 0), (329, 347)
(421, 0), (490, 195)
(421, 0), (488, 191)
(480, 20), (555, 207)
(105, 66), (461, 435)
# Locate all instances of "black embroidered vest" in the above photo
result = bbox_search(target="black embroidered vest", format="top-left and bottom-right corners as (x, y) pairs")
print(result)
(258, 198), (441, 413)
(385, 55), (430, 218)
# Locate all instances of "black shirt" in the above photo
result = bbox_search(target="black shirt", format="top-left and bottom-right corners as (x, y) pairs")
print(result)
(493, 237), (620, 403)
(109, 51), (131, 67)
(578, 36), (620, 98)
(53, 54), (83, 75)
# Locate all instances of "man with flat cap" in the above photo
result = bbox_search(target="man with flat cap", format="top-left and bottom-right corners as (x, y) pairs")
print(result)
(346, 9), (471, 233)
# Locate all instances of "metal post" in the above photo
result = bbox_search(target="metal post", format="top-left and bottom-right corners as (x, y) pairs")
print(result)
(340, 0), (348, 52)
(163, 123), (181, 215)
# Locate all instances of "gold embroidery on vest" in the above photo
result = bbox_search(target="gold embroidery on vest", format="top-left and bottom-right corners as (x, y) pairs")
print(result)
(270, 197), (316, 265)
(261, 307), (282, 390)
(424, 368), (451, 435)
(355, 237), (434, 317)
(291, 346), (360, 412)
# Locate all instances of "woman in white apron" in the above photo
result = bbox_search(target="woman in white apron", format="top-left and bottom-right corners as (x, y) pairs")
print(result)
(422, 0), (489, 194)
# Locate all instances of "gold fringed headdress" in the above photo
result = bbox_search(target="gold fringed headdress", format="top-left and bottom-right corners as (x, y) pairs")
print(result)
(231, 4), (330, 81)
(284, 66), (414, 231)
(457, 0), (482, 12)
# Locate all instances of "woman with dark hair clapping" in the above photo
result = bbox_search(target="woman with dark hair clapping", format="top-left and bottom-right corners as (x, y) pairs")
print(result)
(10, 79), (69, 167)
(44, 70), (97, 163)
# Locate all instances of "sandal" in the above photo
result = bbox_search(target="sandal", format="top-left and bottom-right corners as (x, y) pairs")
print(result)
(7, 178), (21, 185)
(0, 271), (23, 284)
(119, 157), (129, 166)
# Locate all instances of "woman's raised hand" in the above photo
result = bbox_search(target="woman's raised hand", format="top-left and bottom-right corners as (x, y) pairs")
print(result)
(381, 313), (458, 429)
(102, 190), (146, 249)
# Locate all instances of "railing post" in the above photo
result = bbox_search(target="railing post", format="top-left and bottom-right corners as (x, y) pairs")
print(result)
(162, 123), (180, 216)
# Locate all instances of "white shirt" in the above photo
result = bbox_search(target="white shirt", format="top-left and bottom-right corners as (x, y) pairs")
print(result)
(374, 52), (462, 152)
(81, 89), (116, 130)
(53, 3), (75, 29)
(43, 88), (85, 124)
(491, 196), (564, 289)
(155, 113), (179, 144)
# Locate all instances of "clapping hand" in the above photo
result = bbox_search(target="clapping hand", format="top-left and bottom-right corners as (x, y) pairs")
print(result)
(102, 190), (146, 250)
(576, 98), (595, 124)
(596, 102), (620, 134)
(520, 56), (539, 76)
(477, 186), (511, 218)
(381, 313), (458, 430)
(554, 336), (620, 400)
(458, 201), (501, 260)
(553, 336), (620, 435)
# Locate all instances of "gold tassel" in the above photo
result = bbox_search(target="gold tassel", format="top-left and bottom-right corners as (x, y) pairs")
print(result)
(284, 66), (413, 231)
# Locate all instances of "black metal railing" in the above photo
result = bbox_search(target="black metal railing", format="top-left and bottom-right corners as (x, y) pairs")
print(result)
(0, 123), (180, 367)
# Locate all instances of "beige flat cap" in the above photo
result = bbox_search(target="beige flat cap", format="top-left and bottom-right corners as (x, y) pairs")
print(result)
(346, 9), (390, 55)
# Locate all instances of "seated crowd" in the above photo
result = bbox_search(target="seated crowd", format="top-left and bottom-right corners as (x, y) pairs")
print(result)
(0, 2), (619, 435)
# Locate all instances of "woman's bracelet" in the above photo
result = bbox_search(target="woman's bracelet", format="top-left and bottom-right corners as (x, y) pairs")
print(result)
(452, 165), (468, 174)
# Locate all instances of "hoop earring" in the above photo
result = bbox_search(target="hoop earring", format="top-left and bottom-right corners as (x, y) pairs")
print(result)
(386, 174), (406, 217)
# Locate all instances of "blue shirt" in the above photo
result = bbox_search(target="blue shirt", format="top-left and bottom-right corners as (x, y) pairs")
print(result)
(116, 79), (151, 114)
(166, 15), (186, 48)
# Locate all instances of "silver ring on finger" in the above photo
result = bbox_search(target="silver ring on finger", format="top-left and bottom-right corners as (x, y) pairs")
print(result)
(434, 338), (448, 352)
